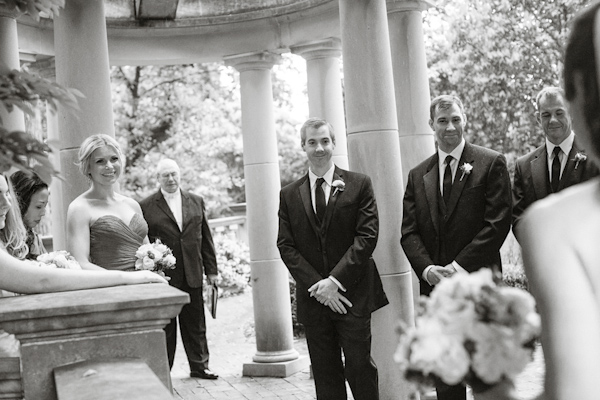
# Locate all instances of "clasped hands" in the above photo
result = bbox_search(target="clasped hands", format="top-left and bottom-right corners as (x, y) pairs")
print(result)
(427, 264), (457, 285)
(308, 278), (352, 314)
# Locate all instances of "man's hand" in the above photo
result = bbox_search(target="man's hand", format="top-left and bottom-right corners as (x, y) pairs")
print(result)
(308, 278), (353, 314)
(206, 274), (218, 285)
(426, 265), (456, 285)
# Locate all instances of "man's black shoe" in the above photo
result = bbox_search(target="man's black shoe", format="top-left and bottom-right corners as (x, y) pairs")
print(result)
(190, 369), (218, 380)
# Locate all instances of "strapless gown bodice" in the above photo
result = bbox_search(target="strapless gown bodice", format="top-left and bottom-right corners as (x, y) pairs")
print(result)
(89, 214), (148, 271)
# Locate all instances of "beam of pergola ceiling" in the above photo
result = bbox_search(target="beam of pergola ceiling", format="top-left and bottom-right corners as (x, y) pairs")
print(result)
(137, 0), (179, 20)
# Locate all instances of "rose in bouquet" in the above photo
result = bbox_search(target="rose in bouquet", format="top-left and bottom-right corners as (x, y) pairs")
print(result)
(395, 268), (541, 397)
(36, 250), (81, 269)
(135, 239), (176, 276)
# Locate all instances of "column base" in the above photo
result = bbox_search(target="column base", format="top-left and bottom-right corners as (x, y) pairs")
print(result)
(242, 355), (310, 378)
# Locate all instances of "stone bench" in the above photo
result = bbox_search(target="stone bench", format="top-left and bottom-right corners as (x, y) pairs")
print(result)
(0, 284), (188, 400)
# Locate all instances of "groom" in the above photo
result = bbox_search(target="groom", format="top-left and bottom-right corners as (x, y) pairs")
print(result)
(277, 118), (388, 400)
(401, 95), (512, 400)
(140, 158), (219, 380)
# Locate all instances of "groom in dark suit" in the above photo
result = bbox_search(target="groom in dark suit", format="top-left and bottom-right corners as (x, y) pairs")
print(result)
(278, 118), (388, 400)
(401, 95), (512, 400)
(140, 159), (219, 380)
(512, 87), (599, 238)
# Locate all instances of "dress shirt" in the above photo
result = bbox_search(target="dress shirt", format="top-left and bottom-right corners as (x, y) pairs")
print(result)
(308, 165), (335, 214)
(545, 131), (574, 180)
(307, 164), (345, 292)
(161, 188), (183, 231)
(437, 138), (466, 195)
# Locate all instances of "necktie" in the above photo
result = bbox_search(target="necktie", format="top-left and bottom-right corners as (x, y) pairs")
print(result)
(551, 146), (561, 193)
(315, 178), (326, 222)
(443, 155), (453, 205)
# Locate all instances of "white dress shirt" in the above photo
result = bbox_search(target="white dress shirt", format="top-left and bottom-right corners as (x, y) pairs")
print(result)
(308, 165), (335, 214)
(545, 131), (574, 180)
(161, 188), (183, 231)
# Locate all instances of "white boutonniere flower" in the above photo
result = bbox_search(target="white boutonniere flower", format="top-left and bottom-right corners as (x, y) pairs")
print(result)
(573, 152), (587, 170)
(459, 163), (473, 181)
(331, 179), (345, 197)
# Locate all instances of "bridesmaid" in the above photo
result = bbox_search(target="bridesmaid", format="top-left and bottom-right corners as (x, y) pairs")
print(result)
(10, 170), (49, 259)
(67, 134), (149, 271)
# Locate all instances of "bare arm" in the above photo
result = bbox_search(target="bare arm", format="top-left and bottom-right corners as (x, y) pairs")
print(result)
(66, 201), (104, 271)
(0, 250), (166, 294)
(521, 204), (600, 400)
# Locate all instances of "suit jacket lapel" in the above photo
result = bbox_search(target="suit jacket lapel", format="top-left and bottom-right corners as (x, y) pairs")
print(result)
(181, 191), (190, 230)
(155, 191), (178, 226)
(531, 146), (549, 200)
(559, 139), (581, 190)
(446, 144), (473, 217)
(299, 175), (320, 237)
(321, 168), (343, 233)
(423, 157), (440, 234)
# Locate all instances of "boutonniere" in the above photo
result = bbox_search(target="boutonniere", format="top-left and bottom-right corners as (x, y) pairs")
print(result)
(573, 152), (587, 170)
(331, 179), (345, 197)
(459, 163), (473, 181)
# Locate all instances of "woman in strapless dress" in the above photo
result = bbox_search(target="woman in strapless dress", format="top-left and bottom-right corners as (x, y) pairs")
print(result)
(67, 134), (149, 271)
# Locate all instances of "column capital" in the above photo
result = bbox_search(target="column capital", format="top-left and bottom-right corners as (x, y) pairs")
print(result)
(290, 37), (342, 61)
(223, 51), (281, 72)
(28, 57), (56, 80)
(0, 5), (22, 19)
(386, 0), (433, 13)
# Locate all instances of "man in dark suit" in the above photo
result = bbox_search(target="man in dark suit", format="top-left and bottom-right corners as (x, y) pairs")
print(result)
(512, 87), (599, 237)
(401, 95), (512, 400)
(277, 118), (388, 400)
(140, 158), (219, 380)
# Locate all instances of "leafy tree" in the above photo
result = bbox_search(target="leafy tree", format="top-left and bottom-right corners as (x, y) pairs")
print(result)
(111, 54), (308, 217)
(424, 0), (592, 170)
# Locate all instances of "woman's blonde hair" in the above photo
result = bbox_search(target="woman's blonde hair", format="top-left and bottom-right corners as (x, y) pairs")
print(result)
(77, 134), (124, 178)
(0, 175), (28, 259)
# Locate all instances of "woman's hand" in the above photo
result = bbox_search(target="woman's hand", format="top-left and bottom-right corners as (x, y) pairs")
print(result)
(129, 271), (168, 285)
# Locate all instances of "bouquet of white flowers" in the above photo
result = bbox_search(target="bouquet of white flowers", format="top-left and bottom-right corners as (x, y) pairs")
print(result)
(36, 250), (81, 269)
(134, 239), (176, 275)
(395, 268), (541, 397)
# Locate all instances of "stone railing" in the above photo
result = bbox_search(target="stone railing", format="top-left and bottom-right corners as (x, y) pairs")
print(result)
(0, 284), (189, 399)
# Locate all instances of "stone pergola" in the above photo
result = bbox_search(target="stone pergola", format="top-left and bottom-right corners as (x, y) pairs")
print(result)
(0, 1), (436, 398)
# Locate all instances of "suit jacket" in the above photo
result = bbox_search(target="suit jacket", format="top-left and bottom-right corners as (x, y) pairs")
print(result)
(140, 190), (218, 289)
(401, 142), (512, 296)
(277, 167), (388, 324)
(512, 137), (599, 233)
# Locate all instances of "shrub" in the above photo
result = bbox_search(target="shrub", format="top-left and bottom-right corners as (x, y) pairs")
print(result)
(289, 277), (305, 338)
(204, 227), (251, 298)
(503, 263), (529, 291)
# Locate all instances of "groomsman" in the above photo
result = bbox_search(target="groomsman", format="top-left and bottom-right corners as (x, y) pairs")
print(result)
(401, 95), (512, 400)
(277, 118), (388, 400)
(512, 86), (599, 238)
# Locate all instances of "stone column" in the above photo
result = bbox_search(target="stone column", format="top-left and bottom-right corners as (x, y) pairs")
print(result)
(32, 58), (64, 251)
(224, 52), (309, 377)
(388, 0), (435, 184)
(53, 0), (115, 221)
(0, 8), (25, 132)
(339, 1), (414, 399)
(291, 38), (348, 169)
(388, 0), (436, 308)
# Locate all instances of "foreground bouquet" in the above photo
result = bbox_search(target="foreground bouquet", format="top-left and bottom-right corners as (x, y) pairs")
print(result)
(135, 239), (176, 276)
(36, 250), (81, 269)
(395, 268), (541, 397)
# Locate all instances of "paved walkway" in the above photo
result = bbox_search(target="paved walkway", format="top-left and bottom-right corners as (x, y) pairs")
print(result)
(170, 289), (544, 400)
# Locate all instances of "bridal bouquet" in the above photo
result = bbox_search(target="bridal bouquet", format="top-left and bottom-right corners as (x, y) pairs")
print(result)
(36, 250), (81, 269)
(395, 268), (540, 397)
(135, 239), (176, 275)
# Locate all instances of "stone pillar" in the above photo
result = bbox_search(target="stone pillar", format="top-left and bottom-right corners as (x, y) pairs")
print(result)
(53, 0), (115, 221)
(33, 58), (64, 251)
(388, 0), (436, 308)
(291, 38), (348, 169)
(339, 1), (414, 399)
(224, 52), (309, 377)
(0, 8), (25, 132)
(388, 0), (435, 184)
